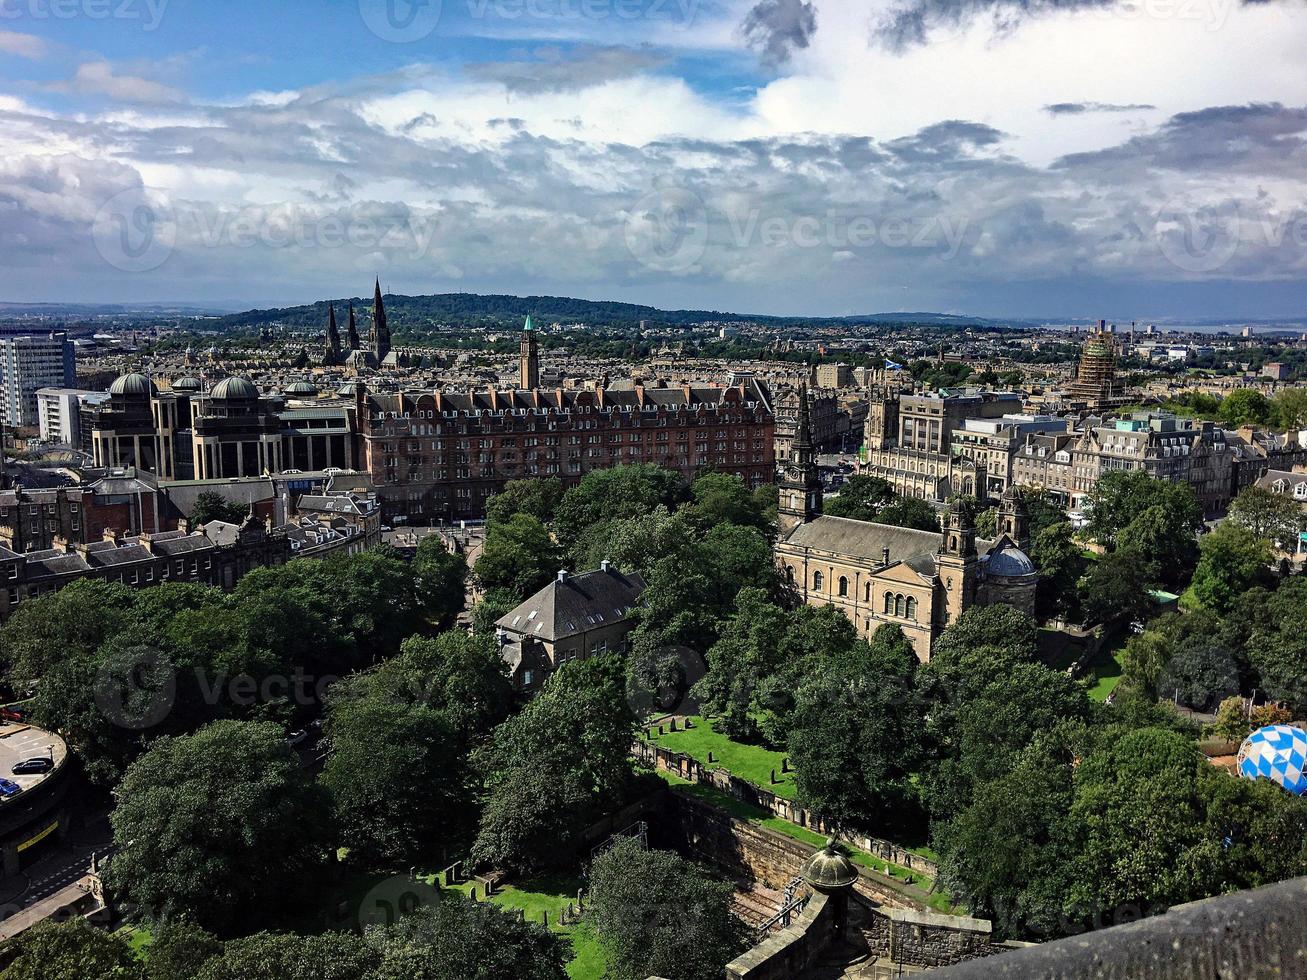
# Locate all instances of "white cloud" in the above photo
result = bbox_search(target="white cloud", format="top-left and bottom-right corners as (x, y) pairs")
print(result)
(0, 29), (45, 59)
(52, 61), (185, 105)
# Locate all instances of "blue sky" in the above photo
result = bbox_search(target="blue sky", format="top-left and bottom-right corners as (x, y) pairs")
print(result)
(2, 0), (1306, 317)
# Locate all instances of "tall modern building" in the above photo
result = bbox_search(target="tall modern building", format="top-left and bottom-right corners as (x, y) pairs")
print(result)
(0, 331), (76, 428)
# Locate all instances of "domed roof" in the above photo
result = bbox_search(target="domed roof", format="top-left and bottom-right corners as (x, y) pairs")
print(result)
(285, 381), (318, 396)
(336, 381), (359, 395)
(108, 373), (156, 397)
(1238, 725), (1307, 795)
(802, 840), (858, 892)
(211, 376), (258, 400)
(987, 541), (1036, 578)
(171, 376), (201, 392)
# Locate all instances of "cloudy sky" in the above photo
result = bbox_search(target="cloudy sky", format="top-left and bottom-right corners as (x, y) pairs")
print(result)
(1, 0), (1305, 318)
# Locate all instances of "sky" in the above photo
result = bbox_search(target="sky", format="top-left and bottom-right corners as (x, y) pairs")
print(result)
(1, 0), (1305, 318)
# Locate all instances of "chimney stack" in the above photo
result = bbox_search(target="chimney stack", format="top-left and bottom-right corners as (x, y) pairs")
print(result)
(601, 559), (611, 573)
(882, 547), (891, 566)
(557, 569), (569, 583)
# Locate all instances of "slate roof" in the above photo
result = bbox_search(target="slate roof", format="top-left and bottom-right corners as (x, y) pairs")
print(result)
(782, 515), (999, 580)
(497, 567), (647, 643)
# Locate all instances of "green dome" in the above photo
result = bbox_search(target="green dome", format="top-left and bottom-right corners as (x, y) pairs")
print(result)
(171, 376), (201, 392)
(211, 376), (258, 400)
(109, 373), (155, 397)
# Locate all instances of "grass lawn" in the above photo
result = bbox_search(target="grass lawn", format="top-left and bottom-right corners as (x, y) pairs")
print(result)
(641, 715), (797, 799)
(430, 872), (606, 980)
(1086, 640), (1128, 702)
(653, 771), (958, 915)
(117, 925), (152, 956)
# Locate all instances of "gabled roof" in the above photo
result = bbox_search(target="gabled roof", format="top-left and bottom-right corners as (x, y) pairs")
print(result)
(497, 566), (646, 643)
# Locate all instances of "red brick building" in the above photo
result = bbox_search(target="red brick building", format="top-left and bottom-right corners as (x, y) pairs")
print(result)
(355, 379), (776, 523)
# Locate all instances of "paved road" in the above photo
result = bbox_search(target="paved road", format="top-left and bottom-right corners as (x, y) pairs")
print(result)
(0, 810), (114, 920)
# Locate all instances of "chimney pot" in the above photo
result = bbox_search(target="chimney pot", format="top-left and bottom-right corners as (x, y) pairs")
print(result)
(882, 547), (891, 566)
(557, 569), (569, 583)
(601, 559), (611, 573)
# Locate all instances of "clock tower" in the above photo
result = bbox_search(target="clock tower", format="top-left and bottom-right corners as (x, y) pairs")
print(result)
(778, 385), (822, 538)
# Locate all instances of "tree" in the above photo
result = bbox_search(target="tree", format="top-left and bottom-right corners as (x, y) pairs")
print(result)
(693, 589), (791, 739)
(1189, 523), (1273, 613)
(1219, 388), (1273, 427)
(0, 919), (143, 980)
(587, 839), (749, 980)
(684, 472), (770, 533)
(195, 933), (376, 980)
(1157, 639), (1240, 712)
(144, 920), (222, 980)
(1209, 697), (1292, 742)
(1116, 504), (1198, 590)
(473, 657), (635, 873)
(369, 898), (568, 980)
(553, 465), (687, 547)
(788, 625), (925, 831)
(1227, 486), (1304, 548)
(188, 491), (248, 527)
(824, 476), (896, 522)
(105, 720), (333, 935)
(411, 538), (468, 627)
(1271, 387), (1307, 429)
(1117, 629), (1173, 702)
(1077, 551), (1152, 627)
(0, 578), (135, 681)
(875, 496), (941, 532)
(485, 477), (565, 528)
(1030, 522), (1084, 620)
(474, 513), (560, 599)
(1084, 471), (1202, 549)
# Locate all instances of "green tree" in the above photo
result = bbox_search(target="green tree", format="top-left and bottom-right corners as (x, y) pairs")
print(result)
(1117, 504), (1198, 589)
(1271, 388), (1307, 429)
(195, 932), (375, 980)
(1077, 550), (1152, 627)
(1030, 522), (1084, 620)
(1219, 388), (1273, 427)
(788, 625), (925, 831)
(1189, 523), (1273, 613)
(824, 476), (896, 522)
(485, 477), (565, 528)
(473, 657), (636, 874)
(553, 465), (687, 547)
(1227, 486), (1304, 547)
(188, 491), (248, 527)
(144, 920), (222, 980)
(411, 538), (468, 627)
(475, 513), (560, 599)
(369, 898), (568, 980)
(875, 496), (941, 532)
(684, 472), (770, 533)
(105, 720), (333, 935)
(1157, 639), (1240, 712)
(1084, 470), (1202, 548)
(587, 839), (749, 980)
(0, 920), (142, 980)
(0, 578), (135, 681)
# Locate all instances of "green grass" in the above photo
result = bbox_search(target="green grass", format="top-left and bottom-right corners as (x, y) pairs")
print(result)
(641, 716), (798, 800)
(117, 925), (153, 957)
(653, 771), (958, 914)
(1086, 641), (1128, 702)
(429, 872), (606, 980)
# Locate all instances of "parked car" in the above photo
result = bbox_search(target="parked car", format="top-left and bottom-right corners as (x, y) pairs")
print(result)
(0, 779), (23, 798)
(0, 706), (26, 723)
(12, 758), (53, 776)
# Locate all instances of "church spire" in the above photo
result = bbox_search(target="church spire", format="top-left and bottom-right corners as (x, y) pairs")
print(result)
(370, 278), (390, 363)
(324, 303), (342, 365)
(778, 384), (821, 537)
(347, 300), (360, 351)
(793, 382), (813, 453)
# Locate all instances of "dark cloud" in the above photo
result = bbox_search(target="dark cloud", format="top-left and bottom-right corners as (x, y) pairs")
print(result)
(1045, 102), (1156, 115)
(464, 45), (666, 94)
(740, 0), (818, 66)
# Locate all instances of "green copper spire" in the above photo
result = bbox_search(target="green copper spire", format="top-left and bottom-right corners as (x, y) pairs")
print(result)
(524, 315), (534, 332)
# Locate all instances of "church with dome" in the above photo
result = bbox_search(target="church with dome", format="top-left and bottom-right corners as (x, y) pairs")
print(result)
(774, 389), (1039, 662)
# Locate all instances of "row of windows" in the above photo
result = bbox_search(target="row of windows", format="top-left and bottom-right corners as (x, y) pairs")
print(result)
(795, 567), (921, 622)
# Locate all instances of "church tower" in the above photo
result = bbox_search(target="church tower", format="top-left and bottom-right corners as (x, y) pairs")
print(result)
(997, 484), (1030, 550)
(778, 385), (823, 538)
(935, 497), (979, 630)
(324, 304), (342, 366)
(520, 316), (540, 390)
(863, 384), (900, 451)
(369, 278), (391, 363)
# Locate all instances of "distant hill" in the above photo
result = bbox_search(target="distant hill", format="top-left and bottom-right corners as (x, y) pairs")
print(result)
(214, 292), (1010, 332)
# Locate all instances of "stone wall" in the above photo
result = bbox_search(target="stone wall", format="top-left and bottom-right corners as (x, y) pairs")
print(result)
(724, 892), (834, 980)
(633, 739), (939, 880)
(863, 906), (1009, 971)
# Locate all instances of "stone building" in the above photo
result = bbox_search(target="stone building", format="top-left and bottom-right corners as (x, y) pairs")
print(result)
(774, 386), (839, 459)
(495, 562), (646, 692)
(777, 396), (1037, 661)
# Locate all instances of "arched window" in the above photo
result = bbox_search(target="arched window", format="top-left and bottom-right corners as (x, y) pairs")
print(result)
(785, 565), (795, 582)
(813, 571), (824, 591)
(864, 582), (871, 603)
(883, 592), (893, 614)
(838, 576), (849, 597)
(895, 594), (905, 617)
(906, 597), (918, 621)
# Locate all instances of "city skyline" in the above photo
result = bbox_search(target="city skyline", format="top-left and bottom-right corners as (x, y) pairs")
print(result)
(1, 1), (1306, 317)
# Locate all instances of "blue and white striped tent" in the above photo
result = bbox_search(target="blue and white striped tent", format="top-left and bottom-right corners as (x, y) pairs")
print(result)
(1237, 725), (1307, 795)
